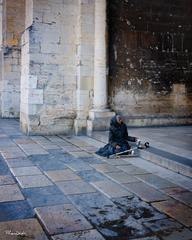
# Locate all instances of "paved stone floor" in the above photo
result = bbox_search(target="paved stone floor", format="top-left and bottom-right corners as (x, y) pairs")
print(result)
(0, 119), (192, 240)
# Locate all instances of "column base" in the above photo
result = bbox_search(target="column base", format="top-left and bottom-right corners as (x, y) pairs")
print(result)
(74, 119), (87, 136)
(87, 109), (115, 136)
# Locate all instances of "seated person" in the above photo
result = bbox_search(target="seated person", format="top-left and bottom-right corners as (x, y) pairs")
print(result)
(96, 115), (138, 157)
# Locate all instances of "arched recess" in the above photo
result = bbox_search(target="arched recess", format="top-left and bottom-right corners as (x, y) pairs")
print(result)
(108, 0), (192, 126)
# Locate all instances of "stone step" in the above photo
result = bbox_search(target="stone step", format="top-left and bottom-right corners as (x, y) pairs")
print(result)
(140, 146), (192, 178)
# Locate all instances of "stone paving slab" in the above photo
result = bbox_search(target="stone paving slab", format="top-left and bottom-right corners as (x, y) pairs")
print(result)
(112, 196), (166, 223)
(161, 228), (192, 240)
(136, 174), (177, 189)
(0, 200), (34, 222)
(104, 158), (132, 166)
(91, 179), (133, 198)
(35, 143), (61, 150)
(57, 180), (97, 195)
(0, 134), (9, 138)
(16, 175), (53, 188)
(0, 139), (17, 148)
(69, 151), (92, 158)
(117, 164), (150, 175)
(10, 166), (42, 176)
(0, 218), (48, 240)
(30, 136), (61, 150)
(59, 137), (88, 147)
(13, 138), (35, 144)
(152, 199), (192, 227)
(77, 135), (104, 148)
(29, 154), (57, 163)
(45, 145), (62, 150)
(22, 185), (64, 198)
(90, 163), (121, 173)
(162, 186), (189, 195)
(0, 175), (15, 185)
(46, 136), (72, 147)
(125, 157), (164, 175)
(36, 159), (68, 171)
(79, 157), (104, 164)
(52, 229), (105, 240)
(66, 162), (93, 171)
(0, 158), (10, 175)
(77, 170), (109, 182)
(68, 192), (125, 226)
(124, 182), (169, 202)
(18, 144), (49, 156)
(56, 142), (74, 148)
(0, 184), (24, 202)
(30, 136), (50, 141)
(168, 177), (192, 192)
(47, 149), (66, 155)
(1, 147), (26, 159)
(80, 146), (98, 153)
(45, 169), (81, 182)
(6, 158), (34, 168)
(62, 146), (81, 152)
(111, 215), (150, 239)
(143, 218), (182, 233)
(28, 193), (70, 208)
(35, 204), (93, 235)
(105, 171), (141, 184)
(29, 153), (76, 167)
(167, 191), (192, 207)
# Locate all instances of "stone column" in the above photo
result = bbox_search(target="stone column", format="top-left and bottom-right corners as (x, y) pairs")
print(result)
(74, 0), (94, 135)
(87, 0), (114, 135)
(94, 0), (107, 109)
(20, 0), (80, 135)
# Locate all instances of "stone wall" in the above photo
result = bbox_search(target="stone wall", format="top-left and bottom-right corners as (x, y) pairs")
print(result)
(108, 0), (192, 126)
(20, 0), (81, 134)
(1, 0), (25, 118)
(3, 0), (192, 134)
(0, 0), (3, 116)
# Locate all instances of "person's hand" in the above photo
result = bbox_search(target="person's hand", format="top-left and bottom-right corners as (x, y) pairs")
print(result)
(136, 138), (141, 146)
(115, 145), (121, 149)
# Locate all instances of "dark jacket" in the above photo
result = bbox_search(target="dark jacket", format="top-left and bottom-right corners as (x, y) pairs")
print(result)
(108, 116), (136, 148)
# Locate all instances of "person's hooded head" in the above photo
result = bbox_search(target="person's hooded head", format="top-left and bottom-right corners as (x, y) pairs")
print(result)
(110, 115), (124, 127)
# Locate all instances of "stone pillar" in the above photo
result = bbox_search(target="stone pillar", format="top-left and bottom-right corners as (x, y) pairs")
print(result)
(74, 0), (94, 135)
(93, 0), (107, 110)
(20, 0), (79, 135)
(87, 0), (114, 135)
(0, 0), (25, 118)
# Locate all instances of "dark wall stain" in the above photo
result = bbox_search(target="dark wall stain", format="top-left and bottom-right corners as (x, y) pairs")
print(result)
(108, 0), (192, 115)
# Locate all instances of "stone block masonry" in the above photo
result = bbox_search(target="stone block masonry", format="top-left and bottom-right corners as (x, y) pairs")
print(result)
(20, 0), (79, 134)
(1, 0), (25, 118)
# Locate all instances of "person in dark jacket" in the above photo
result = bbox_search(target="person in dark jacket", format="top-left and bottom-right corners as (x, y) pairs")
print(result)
(96, 115), (137, 157)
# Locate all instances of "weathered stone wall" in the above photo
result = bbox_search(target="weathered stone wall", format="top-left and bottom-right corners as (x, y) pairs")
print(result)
(0, 0), (3, 116)
(1, 0), (25, 118)
(108, 0), (192, 125)
(20, 0), (81, 134)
